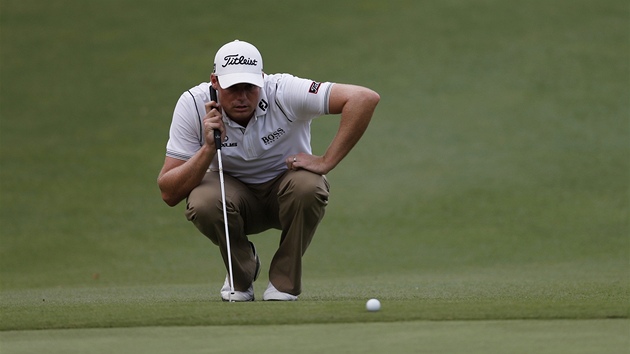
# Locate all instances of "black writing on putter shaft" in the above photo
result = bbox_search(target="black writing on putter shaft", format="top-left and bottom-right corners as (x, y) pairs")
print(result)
(222, 54), (258, 67)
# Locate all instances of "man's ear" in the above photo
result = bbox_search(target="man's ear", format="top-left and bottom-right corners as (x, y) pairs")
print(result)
(210, 73), (219, 90)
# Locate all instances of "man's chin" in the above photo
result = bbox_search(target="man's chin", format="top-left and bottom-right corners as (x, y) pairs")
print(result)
(226, 110), (255, 122)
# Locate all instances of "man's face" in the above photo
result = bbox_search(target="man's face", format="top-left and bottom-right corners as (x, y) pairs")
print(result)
(212, 75), (260, 123)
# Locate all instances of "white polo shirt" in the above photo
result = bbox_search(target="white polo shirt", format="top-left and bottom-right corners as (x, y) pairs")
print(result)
(166, 73), (334, 184)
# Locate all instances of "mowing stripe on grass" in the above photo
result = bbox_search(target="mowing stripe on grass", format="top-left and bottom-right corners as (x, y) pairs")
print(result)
(1, 320), (628, 354)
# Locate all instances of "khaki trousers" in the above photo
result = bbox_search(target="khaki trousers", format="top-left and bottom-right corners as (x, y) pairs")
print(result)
(185, 169), (329, 295)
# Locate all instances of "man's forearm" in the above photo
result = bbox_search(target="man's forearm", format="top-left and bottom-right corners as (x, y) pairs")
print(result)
(322, 88), (379, 172)
(158, 144), (215, 206)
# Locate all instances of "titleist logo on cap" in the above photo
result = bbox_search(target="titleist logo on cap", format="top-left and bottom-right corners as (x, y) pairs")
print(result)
(222, 54), (258, 67)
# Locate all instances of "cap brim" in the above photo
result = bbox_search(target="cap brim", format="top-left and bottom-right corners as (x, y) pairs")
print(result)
(217, 73), (264, 89)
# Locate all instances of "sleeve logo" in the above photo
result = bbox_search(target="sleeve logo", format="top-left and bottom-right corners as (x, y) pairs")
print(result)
(309, 81), (321, 94)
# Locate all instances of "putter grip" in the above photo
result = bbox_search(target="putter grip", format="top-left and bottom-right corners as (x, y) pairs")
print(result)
(213, 129), (222, 150)
(209, 86), (221, 150)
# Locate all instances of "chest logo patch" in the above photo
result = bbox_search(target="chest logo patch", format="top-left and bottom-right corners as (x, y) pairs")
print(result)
(259, 99), (268, 111)
(261, 128), (286, 145)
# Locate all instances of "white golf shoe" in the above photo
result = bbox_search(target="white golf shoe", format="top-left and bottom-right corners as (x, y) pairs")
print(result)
(221, 276), (254, 302)
(220, 242), (260, 302)
(262, 282), (298, 301)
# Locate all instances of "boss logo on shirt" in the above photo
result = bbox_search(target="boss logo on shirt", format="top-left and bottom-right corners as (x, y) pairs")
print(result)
(261, 128), (286, 145)
(309, 81), (321, 94)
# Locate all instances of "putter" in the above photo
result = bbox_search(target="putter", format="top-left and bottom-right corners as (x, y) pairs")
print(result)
(210, 85), (235, 302)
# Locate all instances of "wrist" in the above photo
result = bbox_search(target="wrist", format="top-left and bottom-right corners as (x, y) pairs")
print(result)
(320, 154), (338, 174)
(200, 143), (216, 161)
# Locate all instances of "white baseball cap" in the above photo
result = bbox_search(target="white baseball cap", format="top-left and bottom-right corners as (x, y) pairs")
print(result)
(213, 40), (264, 89)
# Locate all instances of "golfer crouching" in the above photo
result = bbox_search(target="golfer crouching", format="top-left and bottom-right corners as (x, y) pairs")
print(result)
(158, 40), (379, 301)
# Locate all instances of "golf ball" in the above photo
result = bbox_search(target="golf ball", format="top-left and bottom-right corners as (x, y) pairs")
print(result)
(366, 298), (381, 312)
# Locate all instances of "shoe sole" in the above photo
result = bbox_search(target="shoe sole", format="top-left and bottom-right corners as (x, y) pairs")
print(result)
(222, 297), (255, 302)
(262, 298), (298, 301)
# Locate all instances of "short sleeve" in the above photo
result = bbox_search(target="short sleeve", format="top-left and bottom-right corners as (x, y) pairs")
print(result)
(165, 92), (204, 160)
(274, 74), (334, 122)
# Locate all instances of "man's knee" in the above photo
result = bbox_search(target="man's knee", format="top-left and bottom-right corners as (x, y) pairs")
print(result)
(279, 170), (329, 205)
(185, 196), (222, 223)
(185, 184), (224, 244)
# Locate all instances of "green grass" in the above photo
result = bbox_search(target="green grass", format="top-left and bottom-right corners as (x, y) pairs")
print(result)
(1, 267), (627, 331)
(2, 320), (629, 354)
(1, 0), (628, 352)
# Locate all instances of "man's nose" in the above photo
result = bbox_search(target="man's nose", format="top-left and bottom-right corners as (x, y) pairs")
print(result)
(236, 87), (248, 99)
